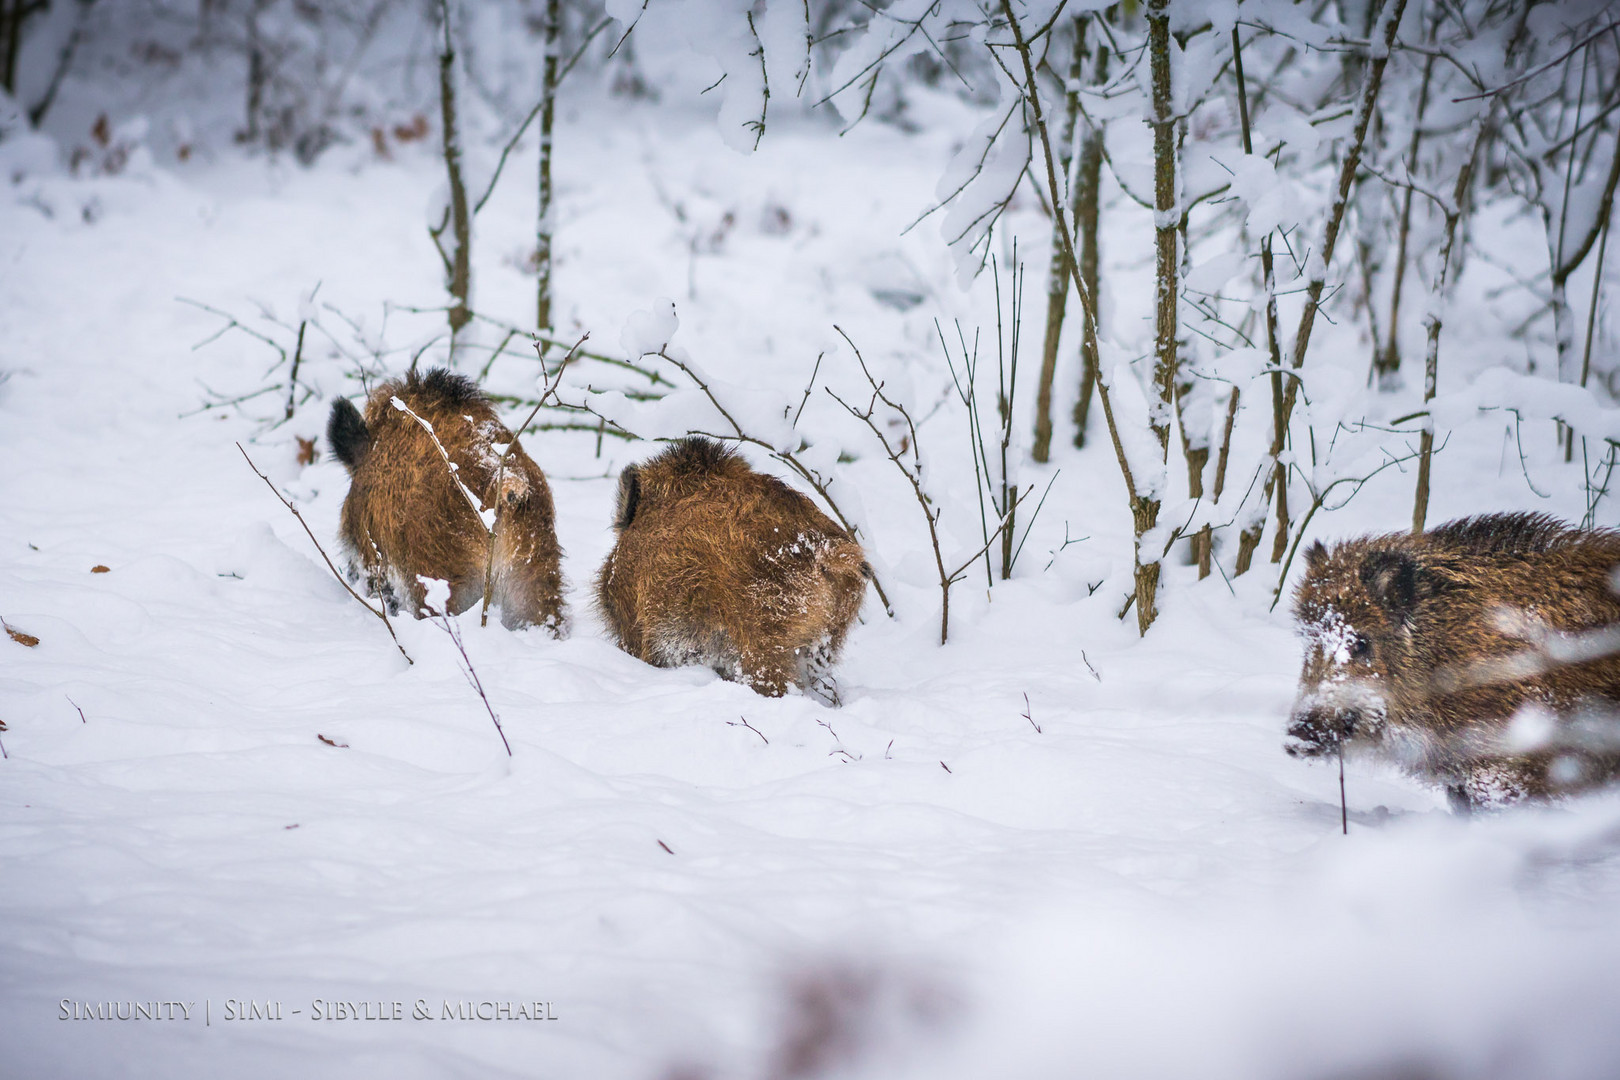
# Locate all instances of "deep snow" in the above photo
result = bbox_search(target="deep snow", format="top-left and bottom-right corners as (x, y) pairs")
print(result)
(3, 83), (1620, 1080)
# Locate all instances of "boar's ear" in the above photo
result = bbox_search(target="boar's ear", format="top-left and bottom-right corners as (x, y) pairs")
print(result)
(1305, 540), (1329, 571)
(1360, 550), (1420, 625)
(613, 465), (641, 531)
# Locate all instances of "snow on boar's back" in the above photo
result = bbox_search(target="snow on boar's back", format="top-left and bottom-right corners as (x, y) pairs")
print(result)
(595, 436), (870, 698)
(326, 368), (564, 633)
(1288, 512), (1620, 811)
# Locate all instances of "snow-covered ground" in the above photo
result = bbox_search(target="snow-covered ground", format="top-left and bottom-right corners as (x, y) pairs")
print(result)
(4, 84), (1620, 1080)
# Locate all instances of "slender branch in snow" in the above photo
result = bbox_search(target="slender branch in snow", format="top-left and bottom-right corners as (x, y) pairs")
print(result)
(237, 443), (413, 665)
(425, 598), (511, 757)
(745, 11), (769, 151)
(828, 326), (1031, 645)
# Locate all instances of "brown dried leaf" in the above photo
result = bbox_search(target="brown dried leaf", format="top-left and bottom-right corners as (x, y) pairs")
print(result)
(91, 114), (110, 147)
(296, 436), (318, 466)
(393, 114), (429, 142)
(5, 624), (39, 647)
(317, 734), (349, 748)
(91, 565), (110, 573)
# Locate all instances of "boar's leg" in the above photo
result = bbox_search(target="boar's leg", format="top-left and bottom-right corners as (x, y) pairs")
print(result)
(739, 646), (794, 698)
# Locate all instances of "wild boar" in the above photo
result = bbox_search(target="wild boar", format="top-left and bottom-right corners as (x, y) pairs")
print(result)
(1287, 512), (1620, 811)
(595, 436), (869, 697)
(326, 367), (565, 632)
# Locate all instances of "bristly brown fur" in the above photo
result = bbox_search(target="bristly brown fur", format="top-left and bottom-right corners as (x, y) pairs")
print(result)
(1289, 512), (1620, 810)
(329, 368), (565, 632)
(595, 436), (868, 697)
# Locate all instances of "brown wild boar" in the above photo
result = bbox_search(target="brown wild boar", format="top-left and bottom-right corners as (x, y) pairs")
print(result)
(1288, 512), (1620, 812)
(595, 436), (870, 697)
(327, 368), (565, 632)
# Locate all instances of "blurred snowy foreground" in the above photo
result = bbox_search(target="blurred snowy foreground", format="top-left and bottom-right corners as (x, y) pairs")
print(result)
(3, 90), (1620, 1080)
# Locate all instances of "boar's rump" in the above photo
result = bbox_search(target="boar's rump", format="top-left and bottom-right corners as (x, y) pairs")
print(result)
(595, 436), (869, 698)
(327, 367), (565, 633)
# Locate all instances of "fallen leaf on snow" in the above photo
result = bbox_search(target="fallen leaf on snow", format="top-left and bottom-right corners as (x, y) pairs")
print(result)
(4, 622), (39, 647)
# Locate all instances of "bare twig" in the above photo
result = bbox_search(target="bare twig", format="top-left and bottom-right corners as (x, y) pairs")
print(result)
(790, 350), (825, 429)
(829, 327), (1032, 645)
(727, 715), (769, 745)
(464, 310), (671, 385)
(744, 11), (769, 150)
(237, 443), (413, 664)
(815, 714), (858, 761)
(1453, 16), (1620, 102)
(425, 598), (510, 756)
(1338, 744), (1348, 835)
(607, 0), (649, 60)
(1270, 438), (1442, 610)
(284, 317), (308, 422)
(1022, 692), (1041, 733)
(178, 297), (287, 362)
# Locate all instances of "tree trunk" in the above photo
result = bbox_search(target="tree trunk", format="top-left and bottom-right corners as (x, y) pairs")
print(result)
(1415, 118), (1486, 533)
(536, 0), (559, 333)
(1377, 31), (1438, 388)
(245, 0), (267, 142)
(0, 0), (21, 99)
(1198, 385), (1241, 578)
(1032, 18), (1084, 463)
(1071, 37), (1106, 450)
(4, 0), (56, 112)
(1132, 494), (1161, 632)
(437, 0), (472, 344)
(1135, 0), (1175, 632)
(1172, 135), (1207, 572)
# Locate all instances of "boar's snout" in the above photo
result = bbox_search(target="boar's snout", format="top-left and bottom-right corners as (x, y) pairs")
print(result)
(1285, 702), (1362, 757)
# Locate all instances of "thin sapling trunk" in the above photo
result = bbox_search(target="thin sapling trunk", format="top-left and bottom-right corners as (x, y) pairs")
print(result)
(433, 0), (472, 348)
(1032, 18), (1084, 463)
(536, 0), (559, 332)
(1413, 118), (1488, 533)
(1072, 27), (1106, 449)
